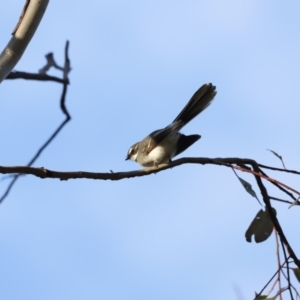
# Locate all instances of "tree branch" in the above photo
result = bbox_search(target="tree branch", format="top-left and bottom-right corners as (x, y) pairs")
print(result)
(3, 156), (300, 271)
(1, 41), (71, 203)
(251, 163), (300, 269)
(0, 157), (298, 182)
(0, 0), (49, 82)
(6, 71), (68, 84)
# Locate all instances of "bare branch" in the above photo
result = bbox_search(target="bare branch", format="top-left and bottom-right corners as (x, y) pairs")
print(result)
(269, 196), (300, 206)
(3, 156), (300, 272)
(6, 71), (68, 84)
(0, 0), (49, 82)
(0, 157), (298, 183)
(258, 164), (300, 175)
(252, 163), (300, 269)
(1, 41), (71, 203)
(0, 157), (241, 180)
(259, 168), (300, 204)
(275, 231), (283, 300)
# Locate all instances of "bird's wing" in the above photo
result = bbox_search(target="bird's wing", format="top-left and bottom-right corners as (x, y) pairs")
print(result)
(142, 120), (183, 154)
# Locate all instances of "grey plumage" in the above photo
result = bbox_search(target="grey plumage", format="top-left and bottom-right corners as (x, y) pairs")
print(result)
(126, 83), (217, 167)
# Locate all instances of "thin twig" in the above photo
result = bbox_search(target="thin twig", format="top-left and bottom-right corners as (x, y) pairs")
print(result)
(6, 71), (68, 84)
(259, 168), (300, 204)
(258, 164), (300, 175)
(280, 239), (295, 300)
(1, 41), (71, 203)
(255, 265), (283, 299)
(270, 196), (300, 206)
(275, 231), (283, 300)
(252, 164), (300, 269)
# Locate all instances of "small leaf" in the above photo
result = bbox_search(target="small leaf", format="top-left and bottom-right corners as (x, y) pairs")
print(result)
(245, 207), (277, 243)
(238, 176), (262, 205)
(267, 149), (282, 160)
(267, 149), (286, 169)
(254, 294), (268, 300)
(292, 268), (300, 283)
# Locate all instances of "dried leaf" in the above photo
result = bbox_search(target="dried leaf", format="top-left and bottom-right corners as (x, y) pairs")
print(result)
(267, 149), (282, 160)
(292, 268), (300, 283)
(245, 207), (277, 243)
(238, 176), (262, 205)
(267, 149), (286, 169)
(254, 294), (268, 299)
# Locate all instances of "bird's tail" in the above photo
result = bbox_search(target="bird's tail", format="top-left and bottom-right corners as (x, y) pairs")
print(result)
(173, 83), (217, 126)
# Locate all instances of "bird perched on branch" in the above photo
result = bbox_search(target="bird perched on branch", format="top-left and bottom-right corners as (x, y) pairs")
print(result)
(126, 83), (217, 167)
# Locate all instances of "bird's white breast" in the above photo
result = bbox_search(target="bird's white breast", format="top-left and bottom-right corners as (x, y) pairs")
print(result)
(138, 132), (180, 166)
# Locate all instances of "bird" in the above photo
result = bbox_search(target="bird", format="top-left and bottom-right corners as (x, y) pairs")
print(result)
(126, 83), (217, 167)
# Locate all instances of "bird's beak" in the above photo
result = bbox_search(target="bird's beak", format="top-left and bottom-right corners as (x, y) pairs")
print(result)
(125, 156), (129, 161)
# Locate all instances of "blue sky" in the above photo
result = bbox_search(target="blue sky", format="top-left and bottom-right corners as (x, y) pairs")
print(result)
(1, 1), (300, 299)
